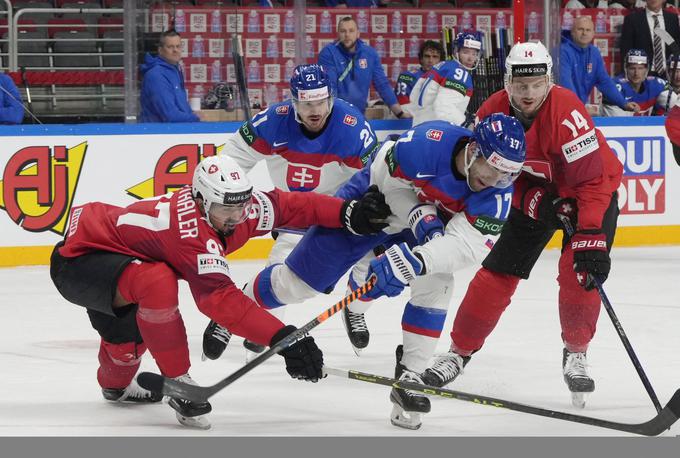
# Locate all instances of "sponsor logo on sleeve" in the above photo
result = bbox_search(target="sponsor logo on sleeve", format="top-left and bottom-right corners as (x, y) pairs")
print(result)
(238, 122), (257, 146)
(471, 214), (504, 236)
(561, 129), (599, 163)
(426, 129), (443, 141)
(343, 114), (357, 126)
(275, 105), (289, 115)
(384, 145), (398, 175)
(197, 253), (230, 276)
(252, 190), (275, 231)
(443, 78), (467, 96)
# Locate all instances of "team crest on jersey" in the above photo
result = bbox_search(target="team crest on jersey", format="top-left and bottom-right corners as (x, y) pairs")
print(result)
(343, 114), (357, 126)
(358, 58), (368, 69)
(286, 163), (321, 192)
(426, 129), (443, 141)
(197, 254), (230, 276)
(276, 105), (289, 115)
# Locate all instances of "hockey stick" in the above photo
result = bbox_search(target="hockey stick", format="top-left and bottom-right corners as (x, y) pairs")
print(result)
(323, 366), (680, 436)
(137, 277), (376, 403)
(231, 33), (251, 120)
(558, 213), (663, 414)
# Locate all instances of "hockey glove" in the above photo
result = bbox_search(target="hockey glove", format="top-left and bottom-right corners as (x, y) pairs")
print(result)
(366, 242), (423, 298)
(570, 231), (610, 291)
(408, 204), (444, 245)
(521, 187), (577, 228)
(341, 185), (392, 235)
(271, 325), (325, 382)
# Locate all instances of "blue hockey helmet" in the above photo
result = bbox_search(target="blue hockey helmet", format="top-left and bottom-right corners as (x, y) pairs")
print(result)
(468, 113), (526, 189)
(290, 64), (334, 102)
(454, 31), (483, 70)
(289, 64), (335, 130)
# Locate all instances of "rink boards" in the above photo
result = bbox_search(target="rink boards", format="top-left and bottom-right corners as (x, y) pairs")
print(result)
(0, 117), (677, 267)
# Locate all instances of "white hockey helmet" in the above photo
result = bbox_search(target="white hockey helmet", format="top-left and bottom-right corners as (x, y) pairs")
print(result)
(504, 41), (553, 86)
(192, 155), (253, 234)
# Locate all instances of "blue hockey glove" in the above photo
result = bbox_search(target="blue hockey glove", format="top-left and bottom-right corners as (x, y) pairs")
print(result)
(408, 204), (444, 244)
(366, 242), (424, 298)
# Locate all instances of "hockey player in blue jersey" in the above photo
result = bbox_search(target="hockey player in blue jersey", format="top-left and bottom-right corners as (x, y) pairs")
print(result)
(233, 114), (525, 428)
(602, 49), (678, 116)
(408, 32), (482, 127)
(201, 64), (385, 360)
(394, 40), (444, 116)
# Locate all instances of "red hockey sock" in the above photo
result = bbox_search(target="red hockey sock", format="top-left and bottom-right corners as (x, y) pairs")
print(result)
(97, 340), (146, 389)
(118, 261), (190, 378)
(450, 268), (520, 356)
(558, 248), (601, 352)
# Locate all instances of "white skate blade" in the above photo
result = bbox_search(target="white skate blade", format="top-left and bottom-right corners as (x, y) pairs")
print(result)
(571, 391), (587, 409)
(245, 349), (261, 364)
(390, 404), (422, 430)
(175, 411), (211, 430)
(350, 344), (363, 357)
(201, 352), (207, 362)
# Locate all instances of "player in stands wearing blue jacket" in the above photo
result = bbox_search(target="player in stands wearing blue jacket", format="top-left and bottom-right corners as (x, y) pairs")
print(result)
(139, 31), (200, 123)
(559, 17), (639, 115)
(602, 49), (679, 116)
(319, 16), (410, 118)
(201, 64), (382, 361)
(230, 114), (525, 429)
(394, 40), (444, 117)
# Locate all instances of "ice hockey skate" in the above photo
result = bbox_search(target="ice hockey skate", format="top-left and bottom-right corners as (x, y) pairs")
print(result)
(102, 378), (163, 404)
(244, 338), (266, 363)
(341, 306), (369, 355)
(421, 350), (470, 387)
(168, 374), (212, 429)
(201, 320), (232, 361)
(390, 345), (430, 430)
(562, 348), (595, 409)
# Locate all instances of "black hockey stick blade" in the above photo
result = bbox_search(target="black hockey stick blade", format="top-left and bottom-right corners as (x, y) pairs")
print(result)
(137, 278), (376, 403)
(324, 366), (680, 436)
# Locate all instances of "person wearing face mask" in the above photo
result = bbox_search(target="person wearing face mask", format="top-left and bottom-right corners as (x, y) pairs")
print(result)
(49, 155), (390, 430)
(139, 30), (200, 123)
(319, 16), (410, 119)
(420, 41), (623, 417)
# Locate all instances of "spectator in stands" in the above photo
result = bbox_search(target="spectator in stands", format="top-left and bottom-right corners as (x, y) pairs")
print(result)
(139, 30), (200, 123)
(560, 16), (639, 116)
(620, 0), (680, 78)
(601, 48), (678, 116)
(0, 73), (24, 125)
(394, 40), (444, 117)
(318, 16), (410, 118)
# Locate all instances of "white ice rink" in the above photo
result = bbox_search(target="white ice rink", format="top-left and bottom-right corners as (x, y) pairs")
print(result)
(0, 246), (678, 437)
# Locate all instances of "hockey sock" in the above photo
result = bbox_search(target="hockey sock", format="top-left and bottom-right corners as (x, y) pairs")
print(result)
(557, 248), (601, 352)
(450, 268), (520, 356)
(97, 340), (146, 389)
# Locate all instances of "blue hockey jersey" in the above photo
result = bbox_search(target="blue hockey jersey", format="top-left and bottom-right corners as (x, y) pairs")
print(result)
(226, 98), (378, 194)
(395, 68), (425, 105)
(386, 121), (511, 227)
(602, 76), (674, 116)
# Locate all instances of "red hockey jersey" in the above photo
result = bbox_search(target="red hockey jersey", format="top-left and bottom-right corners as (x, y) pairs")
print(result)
(59, 186), (344, 345)
(476, 86), (623, 231)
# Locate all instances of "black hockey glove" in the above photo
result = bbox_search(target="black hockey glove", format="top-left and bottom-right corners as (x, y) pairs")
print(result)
(521, 187), (577, 228)
(271, 325), (325, 383)
(570, 230), (610, 291)
(341, 185), (392, 235)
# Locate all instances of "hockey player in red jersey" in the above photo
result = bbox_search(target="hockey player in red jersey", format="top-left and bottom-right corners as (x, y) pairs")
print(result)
(420, 41), (623, 410)
(664, 104), (680, 165)
(49, 155), (390, 429)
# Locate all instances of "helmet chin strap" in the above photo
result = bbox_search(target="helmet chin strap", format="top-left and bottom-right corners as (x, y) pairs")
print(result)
(463, 142), (477, 190)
